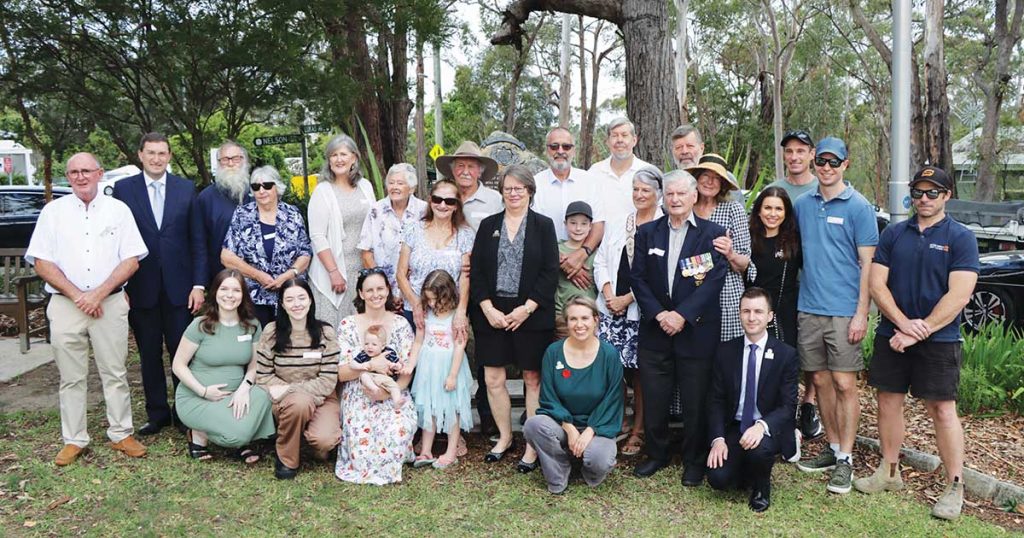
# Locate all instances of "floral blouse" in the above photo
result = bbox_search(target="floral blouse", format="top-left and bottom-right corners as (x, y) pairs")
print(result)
(401, 220), (474, 300)
(357, 196), (427, 300)
(223, 200), (312, 306)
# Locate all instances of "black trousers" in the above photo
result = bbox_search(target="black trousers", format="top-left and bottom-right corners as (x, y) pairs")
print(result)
(638, 347), (712, 466)
(706, 422), (779, 491)
(253, 304), (276, 329)
(128, 291), (191, 424)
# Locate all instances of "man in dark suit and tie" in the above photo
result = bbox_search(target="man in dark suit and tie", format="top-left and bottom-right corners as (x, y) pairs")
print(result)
(113, 132), (208, 435)
(706, 287), (799, 512)
(630, 169), (727, 486)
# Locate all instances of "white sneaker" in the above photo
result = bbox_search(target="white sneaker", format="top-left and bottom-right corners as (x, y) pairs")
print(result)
(786, 429), (802, 463)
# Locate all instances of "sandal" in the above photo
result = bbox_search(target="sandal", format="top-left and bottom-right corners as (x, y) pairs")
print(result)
(433, 455), (458, 470)
(413, 454), (436, 468)
(233, 446), (260, 465)
(186, 430), (212, 461)
(457, 437), (468, 458)
(621, 433), (644, 456)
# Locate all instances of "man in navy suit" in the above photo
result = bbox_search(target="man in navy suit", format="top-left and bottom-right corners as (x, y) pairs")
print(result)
(706, 287), (799, 512)
(198, 140), (252, 282)
(113, 132), (208, 435)
(630, 169), (727, 485)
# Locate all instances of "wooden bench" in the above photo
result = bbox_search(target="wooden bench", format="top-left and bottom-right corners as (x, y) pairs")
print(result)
(0, 248), (49, 353)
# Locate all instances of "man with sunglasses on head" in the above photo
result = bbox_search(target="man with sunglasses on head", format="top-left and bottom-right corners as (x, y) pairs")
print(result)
(198, 140), (253, 281)
(792, 136), (878, 495)
(534, 127), (607, 291)
(113, 132), (208, 436)
(856, 166), (978, 521)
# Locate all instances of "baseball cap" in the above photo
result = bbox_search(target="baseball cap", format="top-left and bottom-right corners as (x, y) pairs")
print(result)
(781, 129), (814, 148)
(814, 137), (848, 160)
(910, 166), (953, 190)
(565, 201), (593, 221)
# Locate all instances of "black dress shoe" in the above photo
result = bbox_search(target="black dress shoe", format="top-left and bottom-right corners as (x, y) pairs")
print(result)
(633, 458), (669, 478)
(681, 464), (705, 487)
(749, 484), (771, 512)
(274, 455), (298, 480)
(137, 420), (170, 436)
(516, 458), (539, 474)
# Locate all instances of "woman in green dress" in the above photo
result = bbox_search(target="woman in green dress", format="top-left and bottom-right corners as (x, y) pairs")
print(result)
(172, 269), (275, 462)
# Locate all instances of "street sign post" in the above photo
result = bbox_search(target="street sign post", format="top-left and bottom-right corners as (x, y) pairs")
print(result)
(253, 124), (334, 196)
(253, 134), (304, 146)
(300, 124), (332, 134)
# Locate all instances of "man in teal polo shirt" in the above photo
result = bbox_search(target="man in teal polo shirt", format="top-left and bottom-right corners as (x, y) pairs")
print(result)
(792, 137), (878, 495)
(855, 166), (979, 521)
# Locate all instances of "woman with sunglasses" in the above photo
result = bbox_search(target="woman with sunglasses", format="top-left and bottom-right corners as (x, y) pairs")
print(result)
(470, 165), (559, 471)
(222, 165), (312, 327)
(748, 187), (801, 346)
(396, 179), (473, 336)
(335, 268), (418, 484)
(308, 134), (376, 329)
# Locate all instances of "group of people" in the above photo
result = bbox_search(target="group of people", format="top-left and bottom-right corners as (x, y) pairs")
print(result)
(26, 120), (978, 520)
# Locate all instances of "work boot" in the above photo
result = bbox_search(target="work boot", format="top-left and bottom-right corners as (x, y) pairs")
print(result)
(854, 459), (904, 493)
(931, 477), (964, 521)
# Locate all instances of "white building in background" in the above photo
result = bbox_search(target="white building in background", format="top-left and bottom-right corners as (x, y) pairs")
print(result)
(0, 140), (36, 185)
(953, 127), (1024, 200)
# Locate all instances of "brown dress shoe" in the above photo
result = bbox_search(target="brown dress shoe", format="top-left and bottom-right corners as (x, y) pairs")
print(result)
(108, 436), (147, 458)
(55, 444), (85, 466)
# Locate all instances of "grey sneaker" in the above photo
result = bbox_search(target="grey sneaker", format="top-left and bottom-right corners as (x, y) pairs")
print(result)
(931, 478), (964, 520)
(827, 459), (854, 494)
(796, 445), (836, 473)
(853, 460), (904, 494)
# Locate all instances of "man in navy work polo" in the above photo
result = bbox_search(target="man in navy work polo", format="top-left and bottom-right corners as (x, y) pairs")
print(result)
(792, 136), (878, 495)
(856, 166), (979, 521)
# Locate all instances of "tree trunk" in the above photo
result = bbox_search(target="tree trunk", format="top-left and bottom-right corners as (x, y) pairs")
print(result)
(415, 39), (428, 198)
(673, 0), (690, 124)
(692, 58), (717, 154)
(558, 13), (572, 128)
(923, 0), (953, 176)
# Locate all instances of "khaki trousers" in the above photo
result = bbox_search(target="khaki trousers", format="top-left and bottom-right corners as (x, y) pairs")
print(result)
(47, 292), (134, 447)
(272, 390), (341, 469)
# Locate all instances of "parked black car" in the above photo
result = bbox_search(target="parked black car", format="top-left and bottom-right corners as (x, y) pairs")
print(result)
(0, 186), (72, 249)
(962, 250), (1024, 330)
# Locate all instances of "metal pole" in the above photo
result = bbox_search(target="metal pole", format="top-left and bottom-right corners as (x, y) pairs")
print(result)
(433, 41), (444, 173)
(301, 136), (309, 197)
(889, 0), (912, 224)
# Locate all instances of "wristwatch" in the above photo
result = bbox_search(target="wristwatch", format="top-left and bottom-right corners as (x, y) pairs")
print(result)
(582, 246), (593, 256)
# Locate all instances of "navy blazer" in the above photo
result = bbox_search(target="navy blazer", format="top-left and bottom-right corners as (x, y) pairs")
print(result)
(630, 214), (727, 359)
(469, 209), (559, 332)
(707, 335), (799, 460)
(113, 172), (207, 309)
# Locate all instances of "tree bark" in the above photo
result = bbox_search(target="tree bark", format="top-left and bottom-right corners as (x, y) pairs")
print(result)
(923, 0), (953, 178)
(578, 16), (591, 165)
(415, 39), (428, 198)
(673, 0), (690, 124)
(558, 13), (572, 128)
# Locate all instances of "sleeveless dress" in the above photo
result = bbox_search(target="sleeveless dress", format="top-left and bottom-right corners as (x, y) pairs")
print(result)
(410, 311), (473, 434)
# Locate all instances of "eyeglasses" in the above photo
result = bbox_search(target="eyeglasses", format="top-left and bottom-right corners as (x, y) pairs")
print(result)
(358, 266), (386, 278)
(814, 156), (844, 168)
(67, 168), (99, 179)
(218, 155), (244, 165)
(910, 187), (948, 200)
(250, 182), (276, 192)
(431, 195), (459, 206)
(547, 143), (575, 152)
(502, 186), (528, 195)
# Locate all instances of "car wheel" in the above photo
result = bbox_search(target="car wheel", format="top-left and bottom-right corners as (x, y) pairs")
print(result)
(963, 287), (1015, 331)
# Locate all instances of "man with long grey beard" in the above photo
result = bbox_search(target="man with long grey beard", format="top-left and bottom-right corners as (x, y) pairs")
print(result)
(197, 140), (253, 282)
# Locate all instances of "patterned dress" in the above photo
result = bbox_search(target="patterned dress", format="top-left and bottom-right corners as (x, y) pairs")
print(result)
(410, 311), (473, 434)
(357, 196), (428, 303)
(401, 220), (474, 300)
(335, 314), (417, 485)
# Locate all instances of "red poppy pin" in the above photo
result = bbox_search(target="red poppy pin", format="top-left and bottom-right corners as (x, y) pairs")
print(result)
(562, 369), (571, 379)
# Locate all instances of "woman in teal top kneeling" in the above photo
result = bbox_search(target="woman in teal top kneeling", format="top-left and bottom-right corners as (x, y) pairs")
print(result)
(523, 296), (624, 494)
(172, 269), (276, 463)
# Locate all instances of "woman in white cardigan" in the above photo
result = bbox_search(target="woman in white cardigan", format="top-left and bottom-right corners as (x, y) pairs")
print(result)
(308, 134), (376, 328)
(593, 165), (662, 456)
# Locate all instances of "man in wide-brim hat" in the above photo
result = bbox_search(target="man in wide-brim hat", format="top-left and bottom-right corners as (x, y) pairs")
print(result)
(436, 141), (503, 232)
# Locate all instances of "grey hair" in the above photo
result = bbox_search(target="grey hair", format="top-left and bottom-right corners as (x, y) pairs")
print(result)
(633, 165), (663, 196)
(217, 140), (251, 172)
(497, 164), (538, 203)
(606, 117), (636, 137)
(250, 165), (287, 196)
(385, 163), (418, 188)
(670, 124), (703, 144)
(663, 169), (697, 192)
(320, 134), (362, 187)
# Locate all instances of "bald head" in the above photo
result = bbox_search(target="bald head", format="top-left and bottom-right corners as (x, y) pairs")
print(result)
(66, 152), (104, 203)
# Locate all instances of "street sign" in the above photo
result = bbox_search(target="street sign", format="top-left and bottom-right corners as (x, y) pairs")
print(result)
(2, 157), (11, 173)
(429, 144), (445, 161)
(253, 134), (304, 146)
(300, 124), (332, 134)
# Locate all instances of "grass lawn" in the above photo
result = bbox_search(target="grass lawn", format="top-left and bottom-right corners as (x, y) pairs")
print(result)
(1, 408), (1016, 537)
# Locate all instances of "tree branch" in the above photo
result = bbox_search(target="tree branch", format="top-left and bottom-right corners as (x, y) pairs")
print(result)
(491, 0), (622, 48)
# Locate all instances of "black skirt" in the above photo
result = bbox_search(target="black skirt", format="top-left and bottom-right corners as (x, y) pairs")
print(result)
(472, 296), (554, 371)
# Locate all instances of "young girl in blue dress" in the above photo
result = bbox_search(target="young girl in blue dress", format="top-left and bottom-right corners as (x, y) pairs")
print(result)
(404, 269), (473, 469)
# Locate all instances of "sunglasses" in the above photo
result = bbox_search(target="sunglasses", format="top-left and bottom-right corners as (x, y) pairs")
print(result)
(250, 182), (276, 192)
(910, 187), (948, 200)
(431, 195), (459, 206)
(358, 266), (386, 278)
(814, 156), (844, 168)
(547, 143), (575, 152)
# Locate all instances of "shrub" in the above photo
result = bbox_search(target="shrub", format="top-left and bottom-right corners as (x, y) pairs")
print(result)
(959, 322), (1024, 415)
(861, 312), (880, 368)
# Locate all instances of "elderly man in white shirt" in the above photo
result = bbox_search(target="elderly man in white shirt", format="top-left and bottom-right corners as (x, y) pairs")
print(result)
(588, 117), (651, 232)
(534, 127), (606, 289)
(26, 152), (150, 466)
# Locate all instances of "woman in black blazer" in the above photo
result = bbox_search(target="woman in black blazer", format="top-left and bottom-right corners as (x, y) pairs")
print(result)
(470, 164), (559, 470)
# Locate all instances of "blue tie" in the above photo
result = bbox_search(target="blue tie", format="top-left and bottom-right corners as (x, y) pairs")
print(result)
(740, 343), (758, 432)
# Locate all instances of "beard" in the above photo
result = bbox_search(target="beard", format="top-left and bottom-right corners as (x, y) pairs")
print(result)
(548, 158), (571, 173)
(216, 167), (250, 204)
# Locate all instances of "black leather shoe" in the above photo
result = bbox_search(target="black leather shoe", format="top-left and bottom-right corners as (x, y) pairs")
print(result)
(681, 465), (705, 487)
(749, 484), (771, 512)
(633, 458), (669, 478)
(274, 455), (298, 480)
(137, 420), (171, 436)
(516, 458), (539, 474)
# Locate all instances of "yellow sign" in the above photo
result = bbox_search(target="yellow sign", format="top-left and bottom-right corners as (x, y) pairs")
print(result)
(290, 175), (318, 197)
(429, 144), (445, 161)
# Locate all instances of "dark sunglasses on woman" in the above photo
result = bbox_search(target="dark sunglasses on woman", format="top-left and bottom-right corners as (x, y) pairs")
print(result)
(431, 195), (459, 206)
(250, 182), (276, 192)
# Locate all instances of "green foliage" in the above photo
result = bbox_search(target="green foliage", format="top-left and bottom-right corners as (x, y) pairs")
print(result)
(744, 167), (773, 212)
(861, 312), (880, 368)
(958, 322), (1024, 415)
(356, 118), (385, 200)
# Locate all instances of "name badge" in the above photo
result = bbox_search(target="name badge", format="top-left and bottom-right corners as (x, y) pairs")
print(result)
(765, 348), (775, 360)
(649, 248), (665, 257)
(302, 351), (322, 359)
(262, 232), (277, 240)
(826, 216), (844, 225)
(237, 334), (252, 342)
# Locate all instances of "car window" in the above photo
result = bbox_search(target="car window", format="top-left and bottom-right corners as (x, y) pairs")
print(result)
(0, 193), (47, 216)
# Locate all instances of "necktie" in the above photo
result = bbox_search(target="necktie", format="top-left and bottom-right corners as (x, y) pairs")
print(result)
(152, 181), (164, 229)
(740, 343), (758, 432)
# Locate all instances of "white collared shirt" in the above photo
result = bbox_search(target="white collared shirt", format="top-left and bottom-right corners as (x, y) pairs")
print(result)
(666, 212), (697, 295)
(735, 332), (771, 434)
(533, 167), (607, 240)
(461, 183), (504, 232)
(26, 193), (149, 293)
(588, 155), (651, 231)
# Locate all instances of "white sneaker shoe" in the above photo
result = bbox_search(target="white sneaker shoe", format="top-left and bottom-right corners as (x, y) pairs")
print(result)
(786, 429), (802, 463)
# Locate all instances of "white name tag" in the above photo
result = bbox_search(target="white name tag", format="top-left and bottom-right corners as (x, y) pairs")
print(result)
(649, 248), (665, 257)
(303, 351), (322, 359)
(237, 334), (252, 342)
(826, 216), (845, 225)
(262, 232), (277, 240)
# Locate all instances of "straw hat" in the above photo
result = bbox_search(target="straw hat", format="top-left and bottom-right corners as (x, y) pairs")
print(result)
(435, 141), (499, 183)
(686, 153), (739, 191)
